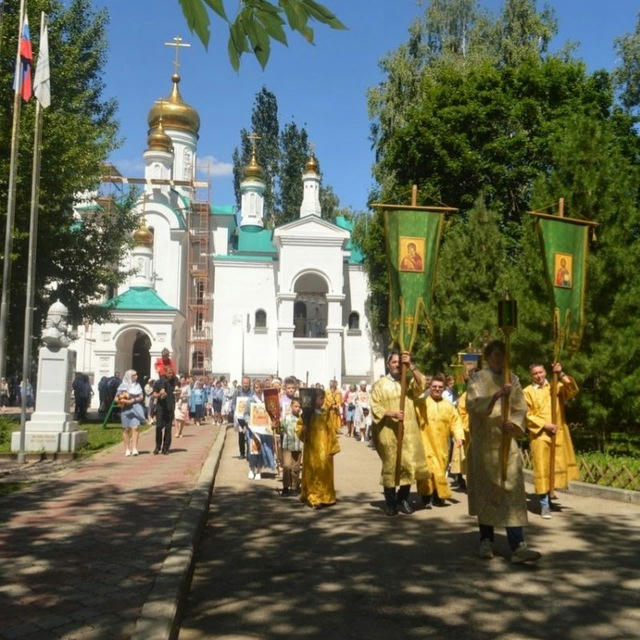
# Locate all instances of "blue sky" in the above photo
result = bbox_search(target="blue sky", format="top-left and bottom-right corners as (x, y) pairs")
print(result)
(95, 0), (639, 212)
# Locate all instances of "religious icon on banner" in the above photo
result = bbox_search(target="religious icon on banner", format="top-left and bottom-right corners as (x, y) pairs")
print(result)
(234, 397), (249, 419)
(398, 236), (425, 273)
(554, 253), (573, 289)
(249, 404), (272, 431)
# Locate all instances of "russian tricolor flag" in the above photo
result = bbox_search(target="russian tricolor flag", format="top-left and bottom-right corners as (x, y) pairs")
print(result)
(15, 10), (33, 101)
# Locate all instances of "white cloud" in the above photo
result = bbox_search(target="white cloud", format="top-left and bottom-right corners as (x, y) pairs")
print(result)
(197, 154), (233, 178)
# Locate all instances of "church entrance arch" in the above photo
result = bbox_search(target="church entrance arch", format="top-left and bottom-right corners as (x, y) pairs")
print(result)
(293, 272), (328, 338)
(115, 328), (152, 381)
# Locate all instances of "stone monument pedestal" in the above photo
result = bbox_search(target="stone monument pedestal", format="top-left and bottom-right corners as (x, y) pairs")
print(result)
(11, 346), (87, 453)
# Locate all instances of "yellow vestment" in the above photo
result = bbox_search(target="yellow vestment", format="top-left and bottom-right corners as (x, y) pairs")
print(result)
(449, 391), (470, 475)
(324, 389), (343, 434)
(523, 377), (579, 494)
(466, 369), (528, 527)
(296, 411), (340, 507)
(415, 395), (465, 498)
(370, 375), (429, 488)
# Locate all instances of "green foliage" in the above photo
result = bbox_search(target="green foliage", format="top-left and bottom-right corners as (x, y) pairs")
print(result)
(277, 120), (309, 226)
(364, 0), (640, 440)
(0, 0), (137, 372)
(613, 11), (640, 112)
(177, 0), (346, 70)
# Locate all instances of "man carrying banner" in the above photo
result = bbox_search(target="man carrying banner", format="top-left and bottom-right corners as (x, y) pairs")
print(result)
(523, 361), (579, 518)
(466, 340), (541, 563)
(371, 351), (429, 516)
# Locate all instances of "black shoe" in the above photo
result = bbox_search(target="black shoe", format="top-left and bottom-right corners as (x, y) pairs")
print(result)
(162, 449), (169, 455)
(421, 495), (432, 509)
(432, 496), (446, 507)
(153, 448), (160, 455)
(383, 503), (398, 516)
(281, 488), (290, 497)
(398, 499), (415, 514)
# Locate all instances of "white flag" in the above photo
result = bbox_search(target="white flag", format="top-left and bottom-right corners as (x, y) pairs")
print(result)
(33, 12), (50, 108)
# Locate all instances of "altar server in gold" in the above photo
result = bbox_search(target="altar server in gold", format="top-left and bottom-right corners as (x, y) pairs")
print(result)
(467, 340), (541, 563)
(449, 387), (471, 490)
(324, 379), (343, 435)
(415, 374), (465, 507)
(523, 361), (579, 518)
(296, 389), (341, 509)
(371, 351), (429, 516)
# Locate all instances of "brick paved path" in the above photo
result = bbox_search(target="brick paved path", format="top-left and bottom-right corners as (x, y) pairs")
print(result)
(179, 432), (640, 640)
(0, 423), (220, 640)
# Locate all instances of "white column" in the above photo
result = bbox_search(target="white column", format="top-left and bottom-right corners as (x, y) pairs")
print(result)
(277, 294), (295, 378)
(326, 295), (345, 382)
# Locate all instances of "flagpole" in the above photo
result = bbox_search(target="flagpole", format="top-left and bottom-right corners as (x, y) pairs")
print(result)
(0, 0), (28, 378)
(17, 98), (42, 464)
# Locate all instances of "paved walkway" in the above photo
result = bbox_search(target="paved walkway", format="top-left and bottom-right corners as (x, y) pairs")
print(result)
(0, 422), (220, 640)
(179, 431), (640, 640)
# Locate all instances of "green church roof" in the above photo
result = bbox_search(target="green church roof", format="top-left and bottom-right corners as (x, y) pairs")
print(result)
(102, 287), (176, 311)
(211, 204), (235, 216)
(236, 227), (277, 254)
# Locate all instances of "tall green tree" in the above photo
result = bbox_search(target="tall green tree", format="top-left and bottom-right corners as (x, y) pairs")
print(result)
(232, 87), (280, 226)
(0, 0), (137, 371)
(613, 11), (640, 112)
(277, 119), (309, 225)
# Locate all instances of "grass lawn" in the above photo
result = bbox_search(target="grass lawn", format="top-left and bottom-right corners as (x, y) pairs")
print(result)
(0, 416), (150, 455)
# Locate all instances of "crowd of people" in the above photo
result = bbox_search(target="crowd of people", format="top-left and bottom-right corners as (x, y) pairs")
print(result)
(113, 343), (579, 565)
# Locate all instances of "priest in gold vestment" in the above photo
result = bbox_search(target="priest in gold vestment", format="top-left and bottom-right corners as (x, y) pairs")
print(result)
(449, 389), (470, 490)
(467, 340), (541, 564)
(324, 379), (343, 435)
(296, 389), (341, 509)
(415, 374), (465, 506)
(371, 351), (429, 516)
(523, 361), (579, 518)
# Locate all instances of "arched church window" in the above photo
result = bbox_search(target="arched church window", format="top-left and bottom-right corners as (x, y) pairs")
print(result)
(255, 309), (267, 331)
(348, 312), (360, 330)
(192, 350), (204, 370)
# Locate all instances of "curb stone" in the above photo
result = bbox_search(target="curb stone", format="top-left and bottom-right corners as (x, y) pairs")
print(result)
(523, 468), (640, 504)
(132, 424), (229, 640)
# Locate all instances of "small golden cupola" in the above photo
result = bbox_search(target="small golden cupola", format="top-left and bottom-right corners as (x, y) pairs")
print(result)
(304, 152), (319, 174)
(147, 73), (200, 137)
(133, 219), (154, 248)
(146, 117), (173, 153)
(242, 146), (265, 182)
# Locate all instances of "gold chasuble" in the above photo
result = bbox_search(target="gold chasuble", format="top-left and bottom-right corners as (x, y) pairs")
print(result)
(296, 412), (340, 508)
(371, 375), (429, 488)
(415, 396), (465, 498)
(324, 389), (343, 434)
(466, 369), (528, 527)
(523, 378), (579, 494)
(449, 391), (470, 475)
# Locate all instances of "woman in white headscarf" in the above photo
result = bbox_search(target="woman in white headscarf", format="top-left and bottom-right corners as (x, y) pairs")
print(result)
(116, 369), (144, 456)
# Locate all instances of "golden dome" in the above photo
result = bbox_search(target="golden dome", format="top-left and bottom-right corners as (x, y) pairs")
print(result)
(242, 147), (265, 181)
(147, 73), (200, 136)
(305, 152), (319, 174)
(133, 220), (154, 247)
(146, 118), (173, 153)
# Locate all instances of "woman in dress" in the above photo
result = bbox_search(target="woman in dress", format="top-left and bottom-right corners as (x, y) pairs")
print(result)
(116, 369), (144, 456)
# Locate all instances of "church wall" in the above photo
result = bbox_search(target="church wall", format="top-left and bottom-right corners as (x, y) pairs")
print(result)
(343, 266), (376, 380)
(277, 244), (344, 295)
(211, 261), (278, 380)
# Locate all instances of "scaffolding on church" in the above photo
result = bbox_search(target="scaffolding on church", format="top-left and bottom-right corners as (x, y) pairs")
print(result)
(186, 196), (212, 375)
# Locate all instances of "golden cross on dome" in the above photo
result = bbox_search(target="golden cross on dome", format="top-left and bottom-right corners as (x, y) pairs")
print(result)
(247, 131), (261, 153)
(309, 141), (316, 154)
(164, 36), (191, 74)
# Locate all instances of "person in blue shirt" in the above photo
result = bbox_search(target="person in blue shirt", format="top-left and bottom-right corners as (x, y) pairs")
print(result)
(189, 379), (206, 427)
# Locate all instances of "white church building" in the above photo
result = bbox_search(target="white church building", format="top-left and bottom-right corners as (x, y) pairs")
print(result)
(71, 71), (381, 400)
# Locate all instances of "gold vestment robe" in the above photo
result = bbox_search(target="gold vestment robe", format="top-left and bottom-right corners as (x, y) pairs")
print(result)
(449, 391), (470, 475)
(324, 389), (343, 434)
(523, 377), (579, 494)
(371, 375), (429, 488)
(296, 411), (340, 507)
(467, 369), (528, 527)
(415, 395), (465, 498)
